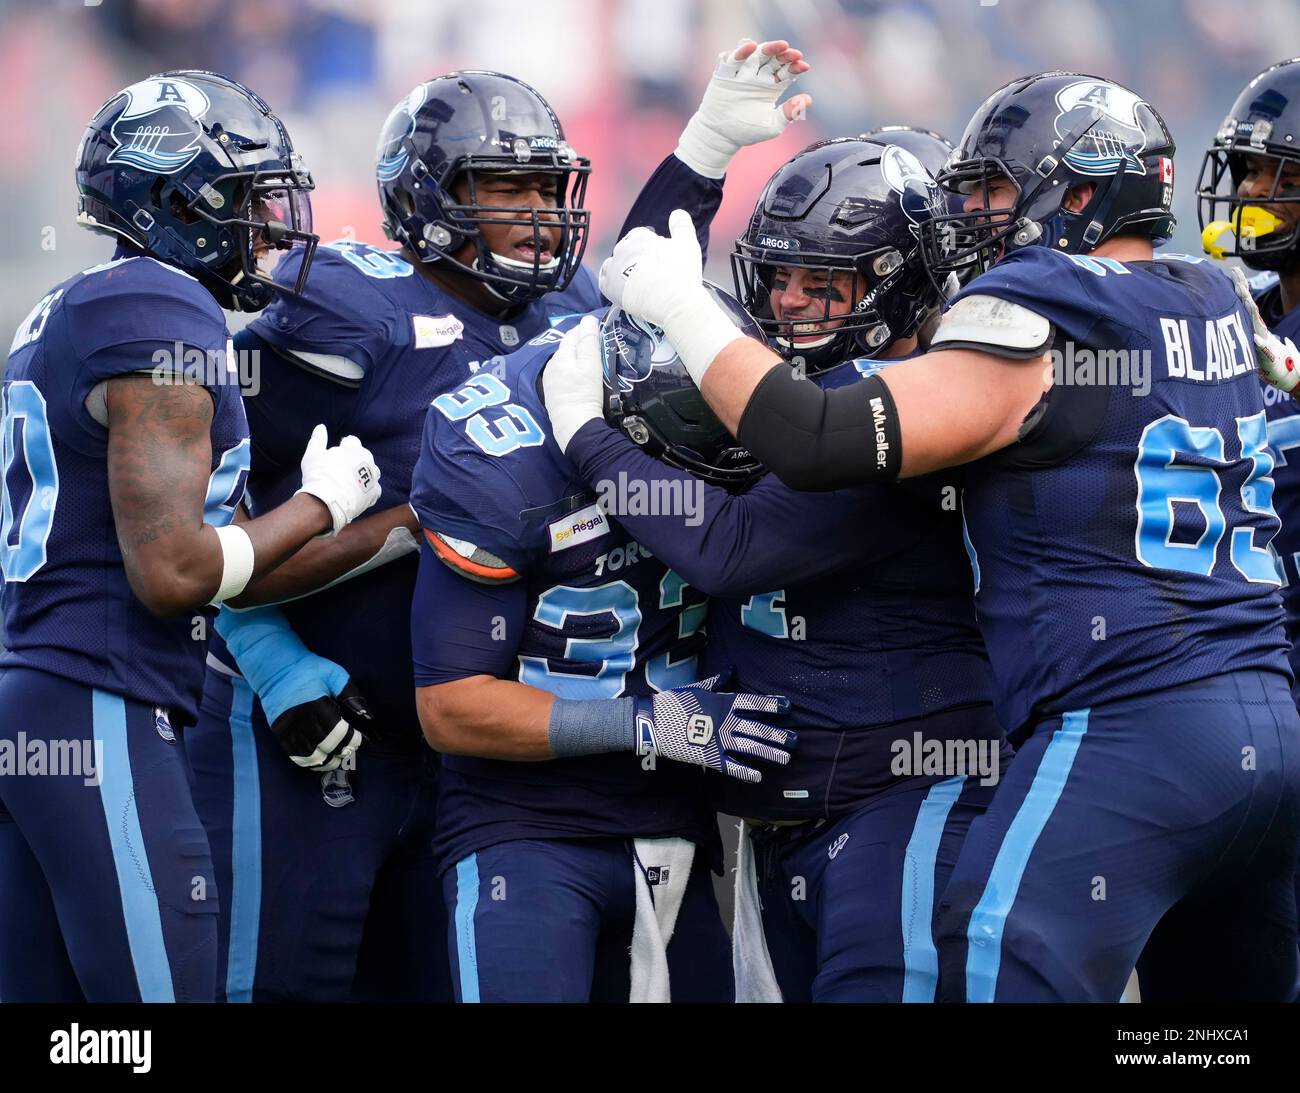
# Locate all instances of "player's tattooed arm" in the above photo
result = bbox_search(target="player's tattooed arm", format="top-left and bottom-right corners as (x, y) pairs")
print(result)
(227, 502), (420, 607)
(106, 375), (336, 616)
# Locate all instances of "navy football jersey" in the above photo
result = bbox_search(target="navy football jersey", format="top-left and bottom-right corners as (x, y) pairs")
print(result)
(409, 323), (718, 868)
(952, 246), (1290, 734)
(1, 252), (249, 720)
(703, 358), (998, 819)
(1252, 273), (1300, 686)
(225, 239), (601, 733)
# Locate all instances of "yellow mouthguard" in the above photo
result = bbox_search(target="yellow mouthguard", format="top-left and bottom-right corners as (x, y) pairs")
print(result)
(1202, 206), (1286, 259)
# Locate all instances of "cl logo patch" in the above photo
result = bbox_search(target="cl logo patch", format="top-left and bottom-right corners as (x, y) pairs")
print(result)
(687, 714), (714, 746)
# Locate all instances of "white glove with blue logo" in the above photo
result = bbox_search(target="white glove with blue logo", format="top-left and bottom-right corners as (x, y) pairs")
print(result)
(633, 674), (794, 783)
(675, 38), (812, 179)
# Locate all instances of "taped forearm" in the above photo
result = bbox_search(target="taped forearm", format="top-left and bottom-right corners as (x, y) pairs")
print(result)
(548, 697), (637, 758)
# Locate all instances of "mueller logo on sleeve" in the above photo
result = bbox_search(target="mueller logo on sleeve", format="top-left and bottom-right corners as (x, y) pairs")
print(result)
(869, 396), (891, 468)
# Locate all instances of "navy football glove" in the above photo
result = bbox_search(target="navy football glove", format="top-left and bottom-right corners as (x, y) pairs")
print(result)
(270, 681), (372, 773)
(634, 674), (794, 783)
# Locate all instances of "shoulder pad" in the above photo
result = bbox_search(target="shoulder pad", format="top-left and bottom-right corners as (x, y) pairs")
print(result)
(424, 528), (520, 584)
(931, 295), (1053, 359)
(64, 256), (227, 356)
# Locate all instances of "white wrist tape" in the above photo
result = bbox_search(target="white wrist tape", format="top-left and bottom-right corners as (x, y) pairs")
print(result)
(661, 288), (746, 385)
(210, 523), (256, 604)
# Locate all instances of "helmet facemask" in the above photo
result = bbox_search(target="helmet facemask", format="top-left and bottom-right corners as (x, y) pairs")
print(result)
(731, 244), (912, 374)
(387, 141), (591, 305)
(186, 163), (317, 311)
(1197, 142), (1300, 272)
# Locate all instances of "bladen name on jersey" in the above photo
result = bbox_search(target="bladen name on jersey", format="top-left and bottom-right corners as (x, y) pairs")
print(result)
(1158, 311), (1254, 382)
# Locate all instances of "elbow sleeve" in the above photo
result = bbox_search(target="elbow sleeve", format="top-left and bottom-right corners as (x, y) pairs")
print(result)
(736, 367), (903, 490)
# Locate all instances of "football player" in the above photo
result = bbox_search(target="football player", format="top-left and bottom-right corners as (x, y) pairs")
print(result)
(1199, 57), (1300, 972)
(547, 136), (1010, 1002)
(0, 71), (381, 1002)
(185, 40), (809, 1002)
(552, 72), (1300, 1001)
(411, 297), (793, 1004)
(1199, 58), (1300, 697)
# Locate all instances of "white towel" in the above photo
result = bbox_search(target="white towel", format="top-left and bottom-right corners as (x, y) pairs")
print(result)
(732, 820), (783, 1003)
(629, 837), (696, 1003)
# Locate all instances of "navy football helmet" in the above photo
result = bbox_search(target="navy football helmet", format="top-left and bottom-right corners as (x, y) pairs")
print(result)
(376, 71), (591, 305)
(731, 136), (947, 374)
(1198, 58), (1300, 271)
(75, 71), (316, 312)
(918, 72), (1176, 287)
(601, 284), (764, 488)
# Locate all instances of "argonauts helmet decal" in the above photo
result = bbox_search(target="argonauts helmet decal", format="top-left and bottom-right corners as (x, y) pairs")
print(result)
(603, 313), (681, 394)
(880, 144), (947, 229)
(106, 77), (211, 174)
(1053, 80), (1149, 177)
(376, 83), (428, 183)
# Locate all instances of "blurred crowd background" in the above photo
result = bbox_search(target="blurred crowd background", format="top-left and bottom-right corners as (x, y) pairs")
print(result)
(2, 0), (1299, 335)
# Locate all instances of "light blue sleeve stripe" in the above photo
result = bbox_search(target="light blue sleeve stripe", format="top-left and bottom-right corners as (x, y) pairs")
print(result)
(901, 775), (967, 1003)
(454, 854), (481, 1004)
(224, 678), (262, 1003)
(964, 708), (1089, 1003)
(92, 689), (175, 1003)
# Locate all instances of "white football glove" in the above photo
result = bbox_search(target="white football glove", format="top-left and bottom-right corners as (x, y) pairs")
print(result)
(543, 315), (604, 452)
(1230, 266), (1300, 393)
(675, 38), (812, 179)
(598, 210), (743, 385)
(296, 424), (382, 536)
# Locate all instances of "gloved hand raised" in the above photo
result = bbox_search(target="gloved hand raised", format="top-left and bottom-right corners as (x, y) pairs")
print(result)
(296, 424), (382, 537)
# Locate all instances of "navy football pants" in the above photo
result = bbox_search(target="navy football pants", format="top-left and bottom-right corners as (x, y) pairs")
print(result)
(936, 670), (1300, 1002)
(187, 668), (450, 1002)
(753, 775), (998, 1002)
(0, 666), (217, 1001)
(446, 837), (732, 1002)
